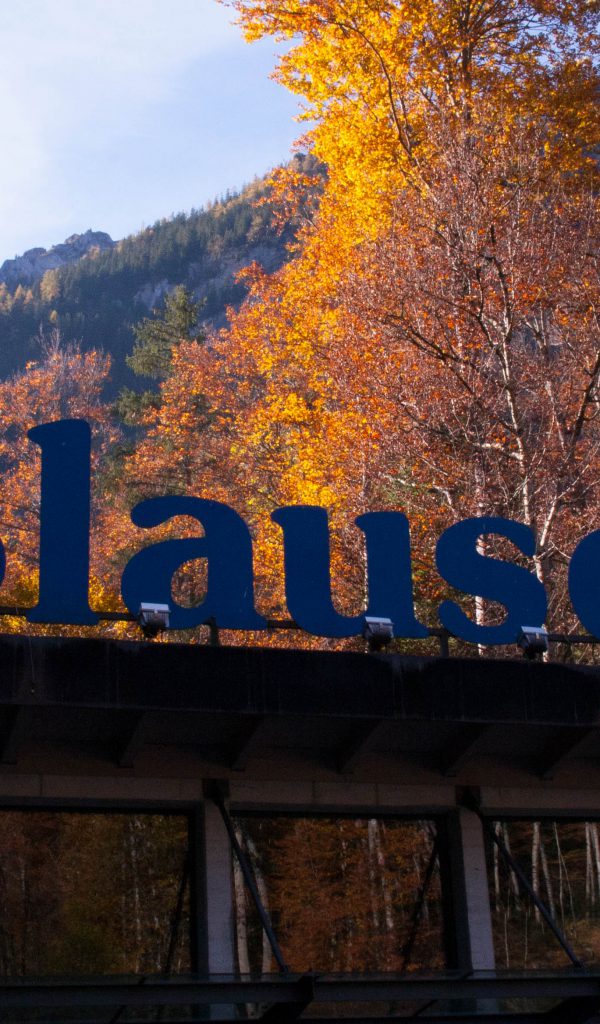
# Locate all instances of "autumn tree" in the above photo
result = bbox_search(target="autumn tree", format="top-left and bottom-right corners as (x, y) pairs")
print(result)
(105, 295), (226, 634)
(235, 815), (444, 974)
(340, 111), (600, 631)
(98, 0), (599, 644)
(180, 0), (600, 640)
(0, 811), (189, 977)
(0, 334), (118, 625)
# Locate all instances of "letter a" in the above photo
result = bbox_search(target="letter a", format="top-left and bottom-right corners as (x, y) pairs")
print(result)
(121, 496), (265, 630)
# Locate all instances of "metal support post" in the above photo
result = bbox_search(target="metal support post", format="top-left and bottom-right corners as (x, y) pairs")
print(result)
(444, 806), (497, 1017)
(445, 807), (496, 972)
(189, 790), (237, 1020)
(209, 780), (289, 974)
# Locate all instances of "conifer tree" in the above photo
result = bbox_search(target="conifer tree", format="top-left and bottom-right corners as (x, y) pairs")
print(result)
(116, 285), (204, 426)
(128, 285), (204, 381)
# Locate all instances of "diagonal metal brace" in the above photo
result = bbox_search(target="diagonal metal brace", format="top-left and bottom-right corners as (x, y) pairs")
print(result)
(208, 781), (290, 974)
(463, 795), (585, 969)
(401, 833), (440, 972)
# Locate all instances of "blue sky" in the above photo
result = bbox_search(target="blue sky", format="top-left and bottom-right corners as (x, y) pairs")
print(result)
(0, 0), (302, 262)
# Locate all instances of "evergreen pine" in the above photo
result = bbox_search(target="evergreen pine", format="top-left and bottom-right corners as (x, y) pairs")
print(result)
(115, 285), (204, 426)
(127, 285), (204, 381)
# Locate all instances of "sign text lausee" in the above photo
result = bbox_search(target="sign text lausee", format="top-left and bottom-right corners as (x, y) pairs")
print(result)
(13, 420), (600, 645)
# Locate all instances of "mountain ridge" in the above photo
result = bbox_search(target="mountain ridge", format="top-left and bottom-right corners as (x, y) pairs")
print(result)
(0, 156), (321, 393)
(0, 230), (116, 287)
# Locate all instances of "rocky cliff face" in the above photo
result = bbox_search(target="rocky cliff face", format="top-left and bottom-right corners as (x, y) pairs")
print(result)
(0, 158), (320, 388)
(0, 230), (115, 286)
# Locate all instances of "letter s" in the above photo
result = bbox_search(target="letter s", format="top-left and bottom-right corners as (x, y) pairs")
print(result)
(436, 517), (547, 645)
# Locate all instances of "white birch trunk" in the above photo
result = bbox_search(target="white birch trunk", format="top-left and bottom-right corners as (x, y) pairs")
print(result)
(531, 823), (541, 925)
(233, 827), (250, 975)
(538, 828), (555, 920)
(502, 824), (521, 910)
(367, 818), (381, 934)
(376, 821), (394, 934)
(245, 833), (273, 975)
(590, 822), (600, 906)
(127, 819), (143, 971)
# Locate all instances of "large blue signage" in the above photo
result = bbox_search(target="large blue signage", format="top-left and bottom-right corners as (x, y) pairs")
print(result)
(7, 419), (598, 644)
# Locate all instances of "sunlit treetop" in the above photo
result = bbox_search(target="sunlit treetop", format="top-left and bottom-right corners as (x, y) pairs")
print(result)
(222, 0), (599, 238)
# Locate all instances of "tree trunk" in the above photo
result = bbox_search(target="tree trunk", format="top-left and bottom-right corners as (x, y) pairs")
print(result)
(531, 823), (541, 925)
(233, 826), (250, 975)
(245, 832), (273, 975)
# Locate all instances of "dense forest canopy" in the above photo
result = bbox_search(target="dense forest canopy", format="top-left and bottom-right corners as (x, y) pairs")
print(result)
(0, 0), (596, 652)
(0, 0), (598, 997)
(0, 167), (311, 391)
(198, 0), (600, 642)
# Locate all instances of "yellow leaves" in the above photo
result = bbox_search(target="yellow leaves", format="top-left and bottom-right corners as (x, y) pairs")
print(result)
(224, 0), (598, 211)
(65, 0), (594, 646)
(264, 391), (311, 426)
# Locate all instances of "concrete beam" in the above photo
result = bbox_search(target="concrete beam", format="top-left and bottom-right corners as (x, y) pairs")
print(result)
(440, 724), (490, 778)
(229, 779), (456, 813)
(336, 720), (385, 774)
(536, 727), (598, 780)
(480, 787), (600, 818)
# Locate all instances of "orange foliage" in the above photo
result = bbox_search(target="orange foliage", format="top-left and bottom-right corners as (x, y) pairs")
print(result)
(2, 1), (597, 646)
(0, 340), (118, 629)
(176, 0), (599, 636)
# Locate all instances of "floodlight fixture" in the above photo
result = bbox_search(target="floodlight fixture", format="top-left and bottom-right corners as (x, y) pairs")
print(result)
(138, 603), (170, 638)
(362, 616), (394, 652)
(517, 625), (548, 659)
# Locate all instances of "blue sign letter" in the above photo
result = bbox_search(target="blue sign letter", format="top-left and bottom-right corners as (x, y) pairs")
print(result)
(436, 516), (546, 644)
(568, 531), (600, 637)
(272, 506), (428, 638)
(27, 419), (98, 624)
(121, 496), (266, 630)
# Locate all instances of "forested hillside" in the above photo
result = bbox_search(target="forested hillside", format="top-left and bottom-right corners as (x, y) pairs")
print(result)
(0, 0), (595, 654)
(0, 0), (597, 994)
(0, 156), (318, 391)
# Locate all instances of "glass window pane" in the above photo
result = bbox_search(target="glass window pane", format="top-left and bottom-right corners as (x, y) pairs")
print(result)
(0, 812), (189, 978)
(488, 819), (600, 969)
(232, 816), (445, 975)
